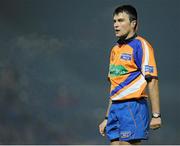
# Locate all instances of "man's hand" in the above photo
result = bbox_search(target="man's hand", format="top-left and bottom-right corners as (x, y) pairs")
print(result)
(150, 117), (162, 130)
(99, 119), (108, 136)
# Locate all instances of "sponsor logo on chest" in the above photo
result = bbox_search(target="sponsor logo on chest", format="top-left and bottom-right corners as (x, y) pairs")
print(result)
(120, 53), (132, 61)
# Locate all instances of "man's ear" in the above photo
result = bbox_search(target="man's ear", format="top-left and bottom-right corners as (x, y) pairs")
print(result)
(131, 20), (137, 29)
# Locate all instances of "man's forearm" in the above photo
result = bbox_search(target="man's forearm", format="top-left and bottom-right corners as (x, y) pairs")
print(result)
(148, 79), (160, 113)
(105, 99), (112, 118)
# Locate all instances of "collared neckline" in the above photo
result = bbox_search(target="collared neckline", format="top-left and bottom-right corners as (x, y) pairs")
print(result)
(117, 33), (137, 45)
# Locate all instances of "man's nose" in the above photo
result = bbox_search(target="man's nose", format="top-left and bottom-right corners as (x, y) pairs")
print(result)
(114, 22), (119, 28)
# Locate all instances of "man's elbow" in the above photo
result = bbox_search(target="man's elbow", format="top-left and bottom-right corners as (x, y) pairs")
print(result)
(147, 78), (159, 91)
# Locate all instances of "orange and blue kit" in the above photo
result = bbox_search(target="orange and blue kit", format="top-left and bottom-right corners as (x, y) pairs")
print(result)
(106, 34), (158, 142)
(108, 34), (158, 101)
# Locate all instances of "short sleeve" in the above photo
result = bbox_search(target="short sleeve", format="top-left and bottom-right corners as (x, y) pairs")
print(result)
(141, 39), (158, 81)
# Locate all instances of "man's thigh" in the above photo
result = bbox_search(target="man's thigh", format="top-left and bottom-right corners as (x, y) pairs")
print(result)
(116, 99), (150, 142)
(107, 98), (150, 143)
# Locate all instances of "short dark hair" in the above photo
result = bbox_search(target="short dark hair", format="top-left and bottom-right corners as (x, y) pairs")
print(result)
(113, 5), (138, 22)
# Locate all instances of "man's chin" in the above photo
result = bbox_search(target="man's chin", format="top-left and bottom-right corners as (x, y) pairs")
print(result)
(115, 32), (126, 37)
(116, 33), (128, 40)
(115, 34), (122, 37)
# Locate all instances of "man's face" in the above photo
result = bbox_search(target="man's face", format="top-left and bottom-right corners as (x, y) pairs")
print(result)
(113, 12), (135, 38)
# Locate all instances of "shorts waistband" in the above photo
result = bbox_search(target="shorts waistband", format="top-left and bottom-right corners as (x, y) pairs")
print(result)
(112, 97), (147, 104)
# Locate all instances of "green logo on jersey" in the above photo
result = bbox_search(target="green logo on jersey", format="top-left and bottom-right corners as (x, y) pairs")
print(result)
(109, 64), (128, 77)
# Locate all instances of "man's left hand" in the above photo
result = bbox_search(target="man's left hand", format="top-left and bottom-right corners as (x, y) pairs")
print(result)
(150, 117), (162, 130)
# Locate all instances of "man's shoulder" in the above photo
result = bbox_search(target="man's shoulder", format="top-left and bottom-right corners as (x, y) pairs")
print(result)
(136, 35), (147, 42)
(135, 35), (154, 50)
(111, 43), (119, 50)
(136, 35), (152, 45)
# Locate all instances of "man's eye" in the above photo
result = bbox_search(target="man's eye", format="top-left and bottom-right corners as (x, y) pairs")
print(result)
(118, 19), (123, 22)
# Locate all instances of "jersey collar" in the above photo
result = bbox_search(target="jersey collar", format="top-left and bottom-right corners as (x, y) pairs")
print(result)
(117, 33), (137, 45)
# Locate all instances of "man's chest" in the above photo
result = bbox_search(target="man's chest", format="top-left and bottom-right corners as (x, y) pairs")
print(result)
(110, 45), (134, 64)
(109, 45), (138, 78)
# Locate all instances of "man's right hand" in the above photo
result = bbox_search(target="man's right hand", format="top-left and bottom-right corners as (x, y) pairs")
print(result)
(99, 119), (108, 136)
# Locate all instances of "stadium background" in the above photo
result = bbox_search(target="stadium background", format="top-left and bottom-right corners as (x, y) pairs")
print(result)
(0, 0), (179, 144)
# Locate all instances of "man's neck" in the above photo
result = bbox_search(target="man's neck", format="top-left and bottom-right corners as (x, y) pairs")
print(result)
(125, 31), (136, 40)
(117, 31), (137, 44)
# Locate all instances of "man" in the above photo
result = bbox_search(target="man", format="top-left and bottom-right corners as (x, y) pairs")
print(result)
(99, 5), (162, 145)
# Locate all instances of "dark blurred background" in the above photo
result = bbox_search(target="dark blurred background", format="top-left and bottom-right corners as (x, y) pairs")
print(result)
(0, 0), (179, 144)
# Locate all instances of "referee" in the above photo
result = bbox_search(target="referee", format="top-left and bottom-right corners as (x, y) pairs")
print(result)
(99, 5), (162, 145)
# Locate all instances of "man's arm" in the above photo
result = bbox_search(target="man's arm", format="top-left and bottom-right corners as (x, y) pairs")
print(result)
(147, 78), (162, 129)
(148, 78), (160, 113)
(99, 98), (112, 136)
(105, 98), (112, 118)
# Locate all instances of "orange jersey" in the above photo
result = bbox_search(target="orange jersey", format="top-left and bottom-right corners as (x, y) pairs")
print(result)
(108, 34), (158, 101)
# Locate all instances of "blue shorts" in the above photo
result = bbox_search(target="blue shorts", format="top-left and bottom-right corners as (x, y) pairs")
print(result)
(106, 98), (150, 142)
